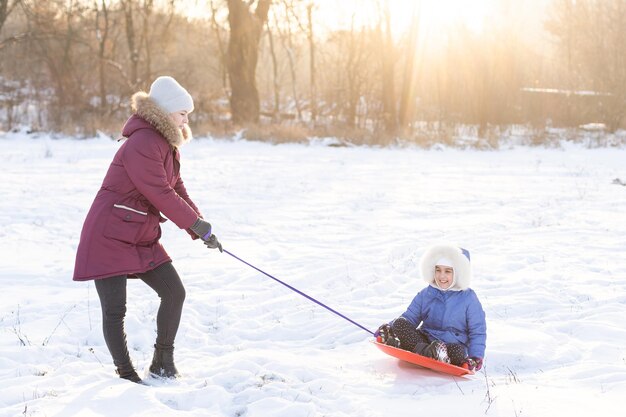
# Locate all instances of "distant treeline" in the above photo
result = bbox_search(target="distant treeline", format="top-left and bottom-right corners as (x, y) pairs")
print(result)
(1, 0), (626, 145)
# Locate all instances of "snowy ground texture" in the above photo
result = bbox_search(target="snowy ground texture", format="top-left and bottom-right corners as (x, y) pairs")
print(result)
(1, 131), (625, 417)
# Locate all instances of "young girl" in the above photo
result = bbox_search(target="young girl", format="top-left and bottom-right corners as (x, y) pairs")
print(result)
(73, 76), (222, 383)
(377, 244), (487, 370)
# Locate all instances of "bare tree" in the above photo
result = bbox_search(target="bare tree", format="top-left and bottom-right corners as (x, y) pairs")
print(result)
(379, 0), (396, 133)
(139, 0), (154, 83)
(120, 0), (139, 87)
(17, 0), (92, 127)
(0, 0), (19, 33)
(0, 0), (222, 131)
(226, 0), (271, 124)
(345, 19), (370, 128)
(94, 0), (110, 112)
(548, 0), (626, 129)
(398, 0), (420, 133)
(276, 0), (302, 121)
(265, 18), (280, 118)
(0, 0), (572, 140)
(210, 0), (229, 96)
(306, 2), (316, 123)
(277, 0), (317, 123)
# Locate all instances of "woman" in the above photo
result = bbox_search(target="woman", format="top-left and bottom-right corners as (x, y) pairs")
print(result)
(73, 76), (221, 383)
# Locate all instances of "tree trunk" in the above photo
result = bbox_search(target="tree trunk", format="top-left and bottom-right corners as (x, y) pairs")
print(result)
(0, 0), (8, 31)
(278, 1), (301, 121)
(399, 1), (420, 133)
(210, 0), (229, 97)
(266, 19), (280, 118)
(0, 0), (18, 33)
(380, 0), (397, 133)
(141, 0), (154, 85)
(345, 17), (366, 128)
(226, 0), (271, 125)
(121, 0), (139, 88)
(306, 4), (316, 123)
(95, 0), (110, 113)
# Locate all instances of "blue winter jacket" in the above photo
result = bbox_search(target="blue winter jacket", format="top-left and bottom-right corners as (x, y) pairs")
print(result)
(401, 285), (487, 358)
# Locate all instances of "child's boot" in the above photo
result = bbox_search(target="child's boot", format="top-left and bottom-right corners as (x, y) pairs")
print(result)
(425, 340), (450, 363)
(390, 317), (419, 351)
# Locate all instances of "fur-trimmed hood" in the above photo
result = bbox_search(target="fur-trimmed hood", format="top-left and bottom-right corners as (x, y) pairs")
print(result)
(128, 92), (192, 148)
(420, 244), (472, 291)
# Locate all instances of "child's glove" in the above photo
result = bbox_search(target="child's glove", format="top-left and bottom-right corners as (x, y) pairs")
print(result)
(374, 324), (385, 338)
(375, 324), (400, 348)
(461, 357), (483, 371)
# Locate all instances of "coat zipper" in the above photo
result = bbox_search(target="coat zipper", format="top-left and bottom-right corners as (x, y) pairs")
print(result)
(113, 204), (148, 216)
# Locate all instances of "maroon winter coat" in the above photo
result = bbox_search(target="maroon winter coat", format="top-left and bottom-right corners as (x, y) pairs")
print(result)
(73, 93), (201, 281)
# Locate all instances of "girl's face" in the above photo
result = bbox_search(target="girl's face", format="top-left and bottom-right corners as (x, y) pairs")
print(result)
(434, 265), (454, 289)
(169, 111), (189, 130)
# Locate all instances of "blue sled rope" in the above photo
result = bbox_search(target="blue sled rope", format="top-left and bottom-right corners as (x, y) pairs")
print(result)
(223, 249), (374, 336)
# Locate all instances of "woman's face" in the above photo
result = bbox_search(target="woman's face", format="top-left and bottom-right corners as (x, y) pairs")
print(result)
(434, 265), (454, 289)
(169, 111), (189, 130)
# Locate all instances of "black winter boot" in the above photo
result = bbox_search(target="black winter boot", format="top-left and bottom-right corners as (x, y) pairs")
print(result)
(116, 362), (142, 384)
(391, 318), (420, 352)
(149, 345), (180, 378)
(423, 340), (451, 364)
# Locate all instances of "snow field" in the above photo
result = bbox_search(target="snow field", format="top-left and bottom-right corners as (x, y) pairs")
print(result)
(0, 133), (625, 416)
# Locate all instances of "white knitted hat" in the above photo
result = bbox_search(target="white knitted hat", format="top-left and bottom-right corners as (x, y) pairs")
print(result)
(148, 76), (194, 113)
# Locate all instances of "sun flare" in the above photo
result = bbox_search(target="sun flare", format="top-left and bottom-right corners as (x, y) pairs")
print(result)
(312, 0), (495, 39)
(382, 0), (495, 37)
(419, 0), (492, 34)
(180, 0), (495, 38)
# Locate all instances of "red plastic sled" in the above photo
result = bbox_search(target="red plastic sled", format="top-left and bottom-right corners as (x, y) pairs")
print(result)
(372, 340), (474, 376)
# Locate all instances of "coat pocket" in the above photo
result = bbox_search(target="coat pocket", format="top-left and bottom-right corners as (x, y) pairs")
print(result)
(104, 204), (148, 244)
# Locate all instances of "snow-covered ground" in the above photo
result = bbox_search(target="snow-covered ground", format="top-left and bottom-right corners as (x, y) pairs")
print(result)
(0, 131), (625, 417)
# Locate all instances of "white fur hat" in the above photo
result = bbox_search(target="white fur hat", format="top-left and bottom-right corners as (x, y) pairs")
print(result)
(148, 76), (194, 113)
(421, 245), (472, 291)
(435, 257), (454, 268)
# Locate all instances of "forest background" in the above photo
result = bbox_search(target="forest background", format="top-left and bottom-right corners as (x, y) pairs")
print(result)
(1, 0), (626, 147)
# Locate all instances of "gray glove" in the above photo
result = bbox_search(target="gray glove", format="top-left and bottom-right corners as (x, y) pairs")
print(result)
(203, 234), (223, 252)
(190, 218), (223, 252)
(190, 218), (212, 240)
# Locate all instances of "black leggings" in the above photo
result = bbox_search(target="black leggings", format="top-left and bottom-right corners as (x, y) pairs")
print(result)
(94, 262), (186, 366)
(391, 317), (467, 366)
